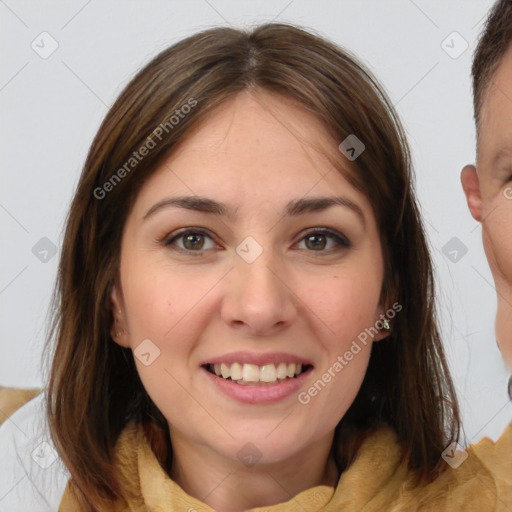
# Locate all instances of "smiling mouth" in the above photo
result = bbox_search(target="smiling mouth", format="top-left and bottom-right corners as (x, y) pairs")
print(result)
(203, 362), (312, 386)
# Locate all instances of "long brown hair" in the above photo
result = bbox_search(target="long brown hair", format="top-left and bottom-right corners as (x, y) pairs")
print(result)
(45, 23), (460, 510)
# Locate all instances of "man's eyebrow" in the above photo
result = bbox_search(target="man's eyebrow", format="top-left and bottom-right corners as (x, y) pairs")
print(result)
(143, 195), (365, 224)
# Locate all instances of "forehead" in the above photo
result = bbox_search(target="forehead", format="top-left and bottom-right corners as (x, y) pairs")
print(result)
(171, 90), (338, 170)
(478, 44), (512, 166)
(134, 91), (366, 210)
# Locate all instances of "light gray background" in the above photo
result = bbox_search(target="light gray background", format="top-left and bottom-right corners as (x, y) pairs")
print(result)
(1, 0), (511, 444)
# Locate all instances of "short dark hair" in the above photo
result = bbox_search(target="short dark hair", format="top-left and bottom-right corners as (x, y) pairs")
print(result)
(472, 0), (512, 130)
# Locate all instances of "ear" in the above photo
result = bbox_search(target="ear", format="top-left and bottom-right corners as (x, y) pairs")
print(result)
(373, 276), (399, 342)
(372, 318), (390, 341)
(460, 164), (483, 222)
(110, 283), (129, 347)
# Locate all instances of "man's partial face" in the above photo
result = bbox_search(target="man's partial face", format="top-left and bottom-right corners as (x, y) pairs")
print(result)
(461, 44), (512, 367)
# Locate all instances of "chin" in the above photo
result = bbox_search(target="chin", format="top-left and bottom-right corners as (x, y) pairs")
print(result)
(492, 278), (512, 368)
(215, 426), (314, 467)
(497, 338), (512, 370)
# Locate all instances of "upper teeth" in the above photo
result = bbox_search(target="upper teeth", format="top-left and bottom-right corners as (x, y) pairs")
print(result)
(211, 362), (304, 383)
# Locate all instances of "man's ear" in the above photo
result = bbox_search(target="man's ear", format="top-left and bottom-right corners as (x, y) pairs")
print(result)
(110, 283), (129, 347)
(460, 164), (483, 222)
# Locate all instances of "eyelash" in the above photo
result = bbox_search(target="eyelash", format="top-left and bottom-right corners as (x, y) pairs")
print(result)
(161, 227), (351, 256)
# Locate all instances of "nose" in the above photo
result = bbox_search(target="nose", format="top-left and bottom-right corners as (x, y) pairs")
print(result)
(220, 252), (297, 337)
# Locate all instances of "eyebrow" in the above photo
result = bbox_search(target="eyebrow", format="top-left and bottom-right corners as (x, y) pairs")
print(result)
(143, 195), (365, 224)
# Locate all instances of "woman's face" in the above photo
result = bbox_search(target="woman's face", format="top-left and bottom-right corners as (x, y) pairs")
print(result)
(111, 90), (388, 467)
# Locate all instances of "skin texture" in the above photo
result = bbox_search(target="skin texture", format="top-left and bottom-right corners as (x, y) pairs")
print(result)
(110, 90), (390, 511)
(461, 44), (512, 368)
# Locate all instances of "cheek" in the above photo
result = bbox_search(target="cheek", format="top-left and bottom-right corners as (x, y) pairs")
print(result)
(119, 261), (222, 424)
(122, 271), (181, 343)
(482, 200), (512, 363)
(120, 252), (218, 340)
(119, 257), (227, 390)
(483, 200), (512, 286)
(306, 254), (382, 402)
(297, 268), (380, 403)
(310, 268), (382, 344)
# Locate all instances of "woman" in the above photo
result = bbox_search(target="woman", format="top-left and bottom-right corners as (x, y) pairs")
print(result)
(18, 23), (510, 510)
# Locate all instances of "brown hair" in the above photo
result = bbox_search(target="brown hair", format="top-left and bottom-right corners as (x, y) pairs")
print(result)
(45, 23), (460, 510)
(472, 0), (512, 132)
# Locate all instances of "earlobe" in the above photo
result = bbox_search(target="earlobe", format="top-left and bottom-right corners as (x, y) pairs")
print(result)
(373, 313), (392, 342)
(460, 164), (483, 222)
(372, 302), (395, 343)
(373, 276), (398, 342)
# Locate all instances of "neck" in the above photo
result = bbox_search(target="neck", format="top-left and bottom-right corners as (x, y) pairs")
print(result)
(168, 430), (339, 512)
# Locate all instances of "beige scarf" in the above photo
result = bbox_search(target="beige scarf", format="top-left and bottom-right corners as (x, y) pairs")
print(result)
(60, 423), (512, 511)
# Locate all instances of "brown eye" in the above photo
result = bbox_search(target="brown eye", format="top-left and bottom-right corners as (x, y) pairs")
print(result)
(297, 229), (351, 252)
(163, 228), (217, 253)
(182, 233), (205, 250)
(305, 234), (327, 250)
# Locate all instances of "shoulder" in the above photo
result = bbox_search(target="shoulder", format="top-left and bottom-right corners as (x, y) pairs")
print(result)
(470, 425), (512, 501)
(471, 423), (512, 472)
(0, 387), (40, 422)
(0, 391), (70, 512)
(395, 428), (512, 511)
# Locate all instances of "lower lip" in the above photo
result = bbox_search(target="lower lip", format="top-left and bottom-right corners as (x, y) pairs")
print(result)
(200, 366), (313, 404)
